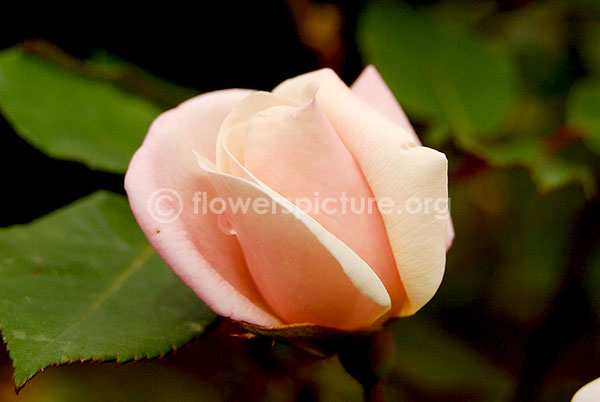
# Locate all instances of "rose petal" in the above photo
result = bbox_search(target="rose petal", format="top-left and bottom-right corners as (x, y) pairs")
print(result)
(125, 90), (282, 326)
(165, 89), (253, 163)
(351, 65), (418, 139)
(274, 69), (448, 315)
(216, 91), (299, 178)
(198, 161), (391, 330)
(243, 95), (405, 312)
(572, 378), (600, 402)
(351, 65), (455, 250)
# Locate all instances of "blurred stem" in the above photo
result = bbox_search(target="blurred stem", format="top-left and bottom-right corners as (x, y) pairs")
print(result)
(20, 40), (197, 109)
(363, 380), (385, 402)
(337, 328), (395, 402)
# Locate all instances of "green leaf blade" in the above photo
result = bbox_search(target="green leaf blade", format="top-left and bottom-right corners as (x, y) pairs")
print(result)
(0, 48), (162, 173)
(0, 192), (216, 389)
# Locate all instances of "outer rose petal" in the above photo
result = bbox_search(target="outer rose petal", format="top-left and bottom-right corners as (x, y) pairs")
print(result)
(243, 96), (405, 313)
(572, 378), (600, 402)
(274, 69), (448, 316)
(163, 89), (254, 163)
(351, 65), (455, 250)
(125, 90), (282, 326)
(194, 157), (391, 330)
(351, 65), (418, 139)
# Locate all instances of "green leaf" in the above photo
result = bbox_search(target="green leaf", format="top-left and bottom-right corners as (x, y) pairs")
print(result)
(0, 192), (216, 389)
(422, 123), (452, 148)
(460, 138), (596, 197)
(357, 1), (516, 141)
(0, 48), (162, 173)
(389, 318), (515, 402)
(567, 79), (600, 156)
(530, 157), (597, 197)
(472, 137), (542, 166)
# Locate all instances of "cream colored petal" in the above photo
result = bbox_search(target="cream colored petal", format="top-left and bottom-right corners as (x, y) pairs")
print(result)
(243, 96), (405, 312)
(216, 91), (299, 178)
(351, 65), (455, 250)
(274, 69), (448, 315)
(194, 154), (391, 330)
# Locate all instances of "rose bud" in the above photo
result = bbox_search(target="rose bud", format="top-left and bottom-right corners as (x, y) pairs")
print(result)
(125, 66), (454, 333)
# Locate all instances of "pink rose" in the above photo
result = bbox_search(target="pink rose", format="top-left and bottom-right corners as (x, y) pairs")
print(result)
(125, 66), (453, 331)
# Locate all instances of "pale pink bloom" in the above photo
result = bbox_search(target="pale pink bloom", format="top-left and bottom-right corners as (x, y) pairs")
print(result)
(125, 66), (453, 330)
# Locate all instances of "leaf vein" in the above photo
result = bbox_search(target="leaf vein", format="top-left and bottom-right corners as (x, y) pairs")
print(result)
(33, 244), (155, 359)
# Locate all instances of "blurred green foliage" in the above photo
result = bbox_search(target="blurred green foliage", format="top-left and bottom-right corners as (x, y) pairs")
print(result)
(359, 1), (516, 142)
(0, 0), (599, 401)
(358, 0), (599, 197)
(360, 1), (600, 400)
(568, 79), (600, 155)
